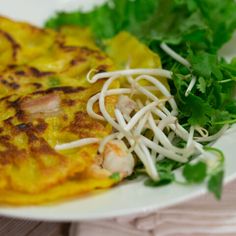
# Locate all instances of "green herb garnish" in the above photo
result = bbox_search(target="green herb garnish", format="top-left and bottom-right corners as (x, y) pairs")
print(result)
(110, 172), (121, 182)
(45, 0), (236, 199)
(208, 170), (224, 200)
(183, 161), (207, 183)
(48, 76), (61, 87)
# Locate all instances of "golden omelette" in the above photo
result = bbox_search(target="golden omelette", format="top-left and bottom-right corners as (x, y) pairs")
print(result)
(0, 16), (164, 205)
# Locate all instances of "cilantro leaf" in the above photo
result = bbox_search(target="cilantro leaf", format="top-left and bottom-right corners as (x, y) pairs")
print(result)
(144, 177), (174, 187)
(171, 53), (236, 128)
(207, 170), (224, 200)
(181, 94), (213, 126)
(197, 77), (206, 93)
(204, 146), (225, 199)
(190, 52), (222, 79)
(144, 159), (176, 187)
(183, 161), (207, 183)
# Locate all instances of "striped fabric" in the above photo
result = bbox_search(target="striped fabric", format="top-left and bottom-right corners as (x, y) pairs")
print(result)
(71, 180), (236, 236)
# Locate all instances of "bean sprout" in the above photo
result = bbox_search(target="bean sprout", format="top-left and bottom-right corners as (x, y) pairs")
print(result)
(194, 126), (209, 138)
(135, 75), (178, 114)
(87, 68), (173, 83)
(56, 65), (230, 181)
(160, 43), (197, 97)
(185, 76), (197, 96)
(160, 43), (191, 68)
(195, 125), (229, 142)
(141, 136), (188, 163)
(125, 102), (158, 131)
(55, 138), (100, 150)
(99, 76), (130, 136)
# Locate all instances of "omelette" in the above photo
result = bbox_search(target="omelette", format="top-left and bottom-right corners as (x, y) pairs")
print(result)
(0, 16), (163, 205)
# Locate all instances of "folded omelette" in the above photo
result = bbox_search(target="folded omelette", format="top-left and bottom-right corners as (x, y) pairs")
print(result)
(0, 16), (163, 205)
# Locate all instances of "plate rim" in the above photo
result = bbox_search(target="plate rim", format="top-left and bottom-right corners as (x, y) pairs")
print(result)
(0, 171), (235, 222)
(0, 0), (236, 222)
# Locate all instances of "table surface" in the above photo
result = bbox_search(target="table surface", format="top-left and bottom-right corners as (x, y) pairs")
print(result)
(0, 218), (70, 236)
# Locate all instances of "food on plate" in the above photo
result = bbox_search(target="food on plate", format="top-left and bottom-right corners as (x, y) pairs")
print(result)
(0, 14), (170, 204)
(0, 0), (236, 205)
(46, 0), (236, 200)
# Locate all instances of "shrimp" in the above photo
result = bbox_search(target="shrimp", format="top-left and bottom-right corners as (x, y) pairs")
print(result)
(86, 140), (135, 179)
(102, 140), (135, 177)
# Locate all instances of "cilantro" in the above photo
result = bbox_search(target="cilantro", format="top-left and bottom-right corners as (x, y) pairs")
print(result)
(190, 52), (222, 79)
(172, 53), (236, 128)
(144, 177), (173, 187)
(126, 171), (141, 180)
(126, 168), (145, 180)
(48, 76), (61, 87)
(144, 159), (177, 187)
(226, 101), (236, 115)
(183, 161), (207, 183)
(204, 146), (225, 165)
(197, 77), (206, 93)
(207, 170), (224, 200)
(180, 94), (213, 126)
(109, 172), (121, 182)
(204, 146), (225, 199)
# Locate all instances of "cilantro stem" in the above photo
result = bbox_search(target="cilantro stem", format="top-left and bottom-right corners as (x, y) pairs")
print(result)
(204, 146), (225, 163)
(213, 119), (236, 125)
(181, 123), (190, 128)
(218, 79), (236, 84)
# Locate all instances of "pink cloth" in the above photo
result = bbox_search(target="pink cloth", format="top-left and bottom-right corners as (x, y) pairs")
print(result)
(70, 180), (236, 236)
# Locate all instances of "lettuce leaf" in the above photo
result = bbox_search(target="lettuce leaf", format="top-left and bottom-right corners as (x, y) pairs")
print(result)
(45, 0), (236, 52)
(45, 0), (158, 40)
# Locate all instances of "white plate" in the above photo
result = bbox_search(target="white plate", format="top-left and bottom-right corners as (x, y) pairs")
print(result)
(0, 0), (236, 222)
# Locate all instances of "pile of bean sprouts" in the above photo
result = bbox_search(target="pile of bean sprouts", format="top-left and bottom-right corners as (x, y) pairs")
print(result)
(55, 43), (228, 180)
